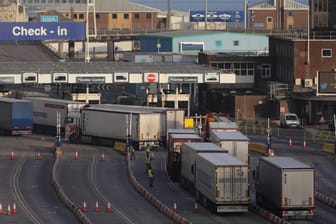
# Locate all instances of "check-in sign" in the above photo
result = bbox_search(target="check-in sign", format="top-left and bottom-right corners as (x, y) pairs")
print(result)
(0, 22), (86, 40)
(76, 77), (105, 84)
(0, 76), (14, 84)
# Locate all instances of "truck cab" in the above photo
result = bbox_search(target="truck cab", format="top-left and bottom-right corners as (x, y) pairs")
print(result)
(280, 113), (300, 128)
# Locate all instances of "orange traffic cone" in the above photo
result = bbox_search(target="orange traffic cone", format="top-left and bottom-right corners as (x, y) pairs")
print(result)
(193, 202), (199, 213)
(6, 204), (11, 216)
(74, 151), (79, 160)
(36, 151), (41, 160)
(303, 140), (307, 149)
(10, 151), (14, 160)
(82, 200), (87, 212)
(94, 200), (99, 212)
(12, 202), (16, 214)
(0, 201), (3, 214)
(100, 152), (105, 161)
(288, 138), (293, 147)
(173, 201), (177, 213)
(106, 201), (112, 213)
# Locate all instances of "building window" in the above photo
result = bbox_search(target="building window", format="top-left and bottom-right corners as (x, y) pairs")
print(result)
(134, 13), (140, 19)
(288, 11), (293, 16)
(233, 63), (254, 76)
(233, 40), (239, 46)
(215, 40), (222, 47)
(79, 13), (84, 19)
(124, 13), (129, 19)
(146, 13), (152, 19)
(112, 13), (117, 19)
(266, 17), (272, 23)
(321, 48), (332, 58)
(74, 14), (77, 19)
(260, 64), (271, 78)
(96, 13), (100, 19)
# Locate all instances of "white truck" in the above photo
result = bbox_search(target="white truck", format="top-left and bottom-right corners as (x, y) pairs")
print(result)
(195, 152), (249, 213)
(255, 156), (315, 219)
(280, 113), (301, 128)
(180, 142), (227, 191)
(91, 104), (185, 144)
(23, 97), (87, 136)
(209, 130), (249, 165)
(78, 105), (162, 150)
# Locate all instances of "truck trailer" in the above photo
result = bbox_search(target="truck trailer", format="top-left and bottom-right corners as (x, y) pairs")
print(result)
(92, 104), (185, 144)
(180, 142), (228, 191)
(167, 133), (203, 181)
(78, 105), (162, 150)
(23, 97), (87, 136)
(0, 97), (33, 135)
(255, 156), (315, 219)
(195, 152), (249, 213)
(209, 130), (249, 165)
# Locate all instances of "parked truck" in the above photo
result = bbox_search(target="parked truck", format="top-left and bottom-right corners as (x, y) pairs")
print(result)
(195, 152), (249, 213)
(255, 156), (315, 219)
(92, 104), (185, 145)
(76, 105), (162, 150)
(180, 142), (227, 191)
(0, 97), (33, 135)
(23, 97), (87, 136)
(167, 133), (203, 181)
(209, 130), (249, 165)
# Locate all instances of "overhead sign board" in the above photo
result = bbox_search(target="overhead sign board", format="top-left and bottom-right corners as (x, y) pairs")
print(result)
(144, 72), (158, 83)
(317, 71), (336, 95)
(0, 22), (86, 40)
(0, 76), (14, 84)
(53, 72), (68, 83)
(190, 11), (244, 23)
(76, 76), (105, 84)
(169, 76), (198, 83)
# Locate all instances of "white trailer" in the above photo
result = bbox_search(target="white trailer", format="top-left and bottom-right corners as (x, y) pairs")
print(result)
(195, 153), (249, 213)
(23, 97), (86, 135)
(209, 130), (249, 165)
(80, 105), (161, 150)
(91, 104), (185, 144)
(208, 121), (239, 131)
(167, 128), (198, 144)
(255, 157), (315, 219)
(180, 142), (227, 191)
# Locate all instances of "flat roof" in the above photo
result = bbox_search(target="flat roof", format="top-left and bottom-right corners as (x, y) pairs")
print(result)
(198, 152), (246, 166)
(261, 156), (312, 169)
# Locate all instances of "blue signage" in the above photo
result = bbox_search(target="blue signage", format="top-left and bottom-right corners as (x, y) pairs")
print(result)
(41, 15), (59, 22)
(0, 22), (86, 40)
(190, 11), (244, 23)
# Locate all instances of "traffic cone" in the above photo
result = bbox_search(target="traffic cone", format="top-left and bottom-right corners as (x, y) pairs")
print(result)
(303, 139), (307, 149)
(94, 200), (99, 212)
(82, 200), (87, 212)
(100, 152), (105, 161)
(10, 151), (14, 160)
(6, 203), (11, 216)
(173, 201), (177, 213)
(36, 151), (41, 160)
(193, 202), (199, 213)
(288, 138), (293, 147)
(0, 201), (3, 214)
(106, 201), (112, 213)
(12, 202), (16, 214)
(74, 151), (79, 160)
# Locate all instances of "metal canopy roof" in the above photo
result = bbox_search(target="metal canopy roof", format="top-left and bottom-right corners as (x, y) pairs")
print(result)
(0, 61), (219, 74)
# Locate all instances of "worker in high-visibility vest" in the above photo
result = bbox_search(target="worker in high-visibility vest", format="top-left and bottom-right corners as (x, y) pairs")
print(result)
(145, 153), (152, 171)
(147, 168), (154, 188)
(145, 144), (151, 158)
(129, 145), (135, 160)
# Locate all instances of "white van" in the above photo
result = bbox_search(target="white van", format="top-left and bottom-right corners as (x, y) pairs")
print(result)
(280, 113), (301, 128)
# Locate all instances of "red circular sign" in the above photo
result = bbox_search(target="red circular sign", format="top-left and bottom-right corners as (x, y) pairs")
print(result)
(147, 73), (156, 83)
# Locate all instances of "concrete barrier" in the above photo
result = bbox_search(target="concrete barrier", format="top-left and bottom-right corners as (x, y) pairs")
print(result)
(249, 143), (266, 154)
(323, 143), (335, 154)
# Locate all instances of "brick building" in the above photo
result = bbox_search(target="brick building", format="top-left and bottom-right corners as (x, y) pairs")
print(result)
(249, 0), (309, 31)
